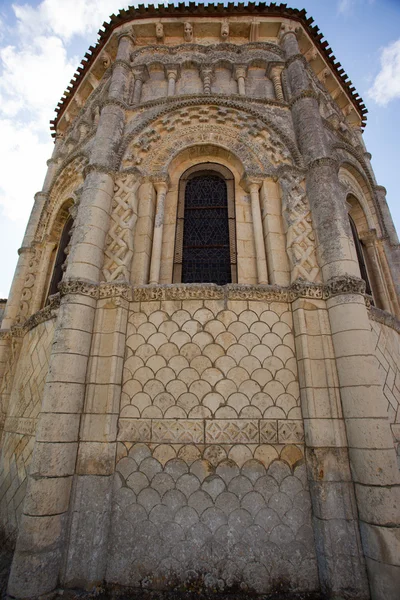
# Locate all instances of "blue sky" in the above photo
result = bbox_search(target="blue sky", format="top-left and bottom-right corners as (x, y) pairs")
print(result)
(0, 0), (399, 298)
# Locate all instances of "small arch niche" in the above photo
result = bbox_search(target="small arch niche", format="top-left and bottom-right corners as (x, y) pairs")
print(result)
(347, 194), (374, 301)
(173, 163), (237, 285)
(46, 207), (74, 302)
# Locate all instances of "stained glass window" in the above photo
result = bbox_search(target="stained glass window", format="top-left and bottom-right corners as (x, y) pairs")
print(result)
(181, 174), (231, 285)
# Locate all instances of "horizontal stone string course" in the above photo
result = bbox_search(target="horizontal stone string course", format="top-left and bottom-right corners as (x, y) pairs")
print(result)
(117, 418), (305, 444)
(55, 276), (366, 302)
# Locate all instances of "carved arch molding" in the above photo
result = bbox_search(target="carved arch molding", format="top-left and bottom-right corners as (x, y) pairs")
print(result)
(119, 102), (299, 178)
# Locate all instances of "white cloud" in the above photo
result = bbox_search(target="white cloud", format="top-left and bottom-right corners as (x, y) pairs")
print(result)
(0, 36), (78, 129)
(368, 39), (400, 106)
(13, 0), (130, 41)
(0, 119), (52, 220)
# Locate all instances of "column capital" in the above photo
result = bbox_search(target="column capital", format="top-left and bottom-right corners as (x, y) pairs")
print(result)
(241, 176), (263, 193)
(234, 65), (247, 80)
(116, 24), (136, 44)
(165, 64), (180, 79)
(132, 65), (149, 82)
(267, 62), (284, 79)
(153, 180), (169, 194)
(359, 229), (378, 245)
(200, 65), (213, 80)
(278, 21), (302, 43)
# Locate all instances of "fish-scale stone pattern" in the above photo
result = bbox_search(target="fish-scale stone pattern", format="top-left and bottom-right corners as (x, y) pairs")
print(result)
(120, 299), (304, 445)
(107, 442), (318, 593)
(371, 319), (400, 466)
(0, 319), (55, 538)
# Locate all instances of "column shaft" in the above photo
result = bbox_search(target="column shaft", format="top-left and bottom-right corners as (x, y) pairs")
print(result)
(249, 182), (268, 284)
(149, 182), (168, 285)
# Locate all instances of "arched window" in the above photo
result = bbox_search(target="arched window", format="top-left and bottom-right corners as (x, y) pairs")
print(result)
(47, 216), (73, 299)
(349, 214), (373, 299)
(173, 164), (237, 285)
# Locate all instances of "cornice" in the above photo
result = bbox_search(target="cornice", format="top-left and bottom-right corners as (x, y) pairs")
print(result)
(51, 3), (367, 135)
(2, 276), (377, 342)
(57, 276), (367, 303)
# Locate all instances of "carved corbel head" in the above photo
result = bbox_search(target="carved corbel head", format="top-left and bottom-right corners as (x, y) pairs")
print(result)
(221, 20), (229, 41)
(183, 22), (193, 42)
(100, 50), (111, 69)
(155, 22), (164, 41)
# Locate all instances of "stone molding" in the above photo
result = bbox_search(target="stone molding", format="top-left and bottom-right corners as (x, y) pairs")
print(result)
(129, 41), (285, 63)
(112, 59), (132, 73)
(368, 305), (400, 335)
(307, 156), (339, 172)
(285, 53), (308, 69)
(289, 89), (319, 109)
(118, 96), (302, 170)
(55, 275), (366, 303)
(83, 163), (117, 179)
(0, 279), (378, 343)
(0, 294), (59, 341)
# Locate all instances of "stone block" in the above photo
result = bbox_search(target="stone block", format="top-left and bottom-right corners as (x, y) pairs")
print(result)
(24, 476), (72, 516)
(36, 413), (80, 443)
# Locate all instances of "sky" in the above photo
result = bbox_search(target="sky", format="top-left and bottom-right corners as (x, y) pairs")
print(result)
(0, 0), (399, 298)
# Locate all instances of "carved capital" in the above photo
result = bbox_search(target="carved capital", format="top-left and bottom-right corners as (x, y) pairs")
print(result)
(132, 65), (149, 82)
(242, 176), (263, 193)
(234, 65), (247, 81)
(165, 64), (180, 80)
(359, 229), (377, 245)
(116, 24), (136, 44)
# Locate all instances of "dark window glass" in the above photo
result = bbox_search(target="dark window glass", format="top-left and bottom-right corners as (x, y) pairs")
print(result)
(47, 217), (73, 298)
(349, 216), (373, 298)
(182, 175), (231, 285)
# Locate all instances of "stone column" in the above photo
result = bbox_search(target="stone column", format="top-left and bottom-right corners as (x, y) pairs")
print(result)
(359, 230), (391, 312)
(131, 66), (147, 105)
(1, 134), (63, 329)
(149, 181), (168, 285)
(268, 64), (284, 101)
(246, 178), (268, 284)
(282, 26), (400, 600)
(200, 66), (213, 95)
(234, 65), (247, 96)
(31, 240), (58, 313)
(166, 66), (178, 97)
(7, 27), (135, 599)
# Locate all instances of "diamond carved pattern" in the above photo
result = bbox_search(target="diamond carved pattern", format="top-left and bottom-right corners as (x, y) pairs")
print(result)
(206, 419), (259, 443)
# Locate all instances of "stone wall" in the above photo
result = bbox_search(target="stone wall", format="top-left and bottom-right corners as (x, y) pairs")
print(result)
(370, 315), (400, 467)
(0, 319), (55, 540)
(107, 295), (318, 593)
